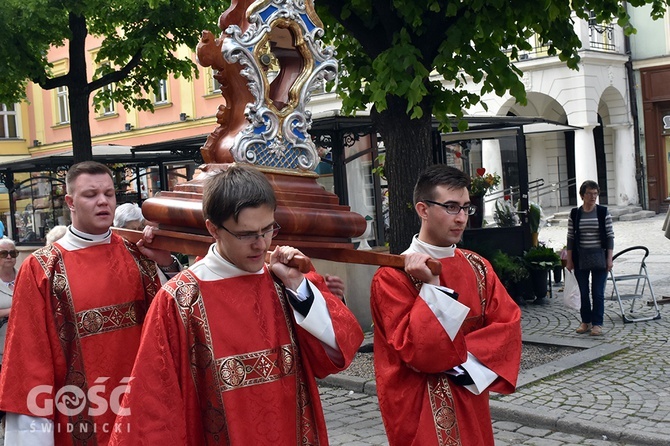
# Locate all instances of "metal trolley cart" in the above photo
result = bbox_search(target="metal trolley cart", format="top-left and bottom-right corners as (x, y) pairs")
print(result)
(607, 246), (661, 323)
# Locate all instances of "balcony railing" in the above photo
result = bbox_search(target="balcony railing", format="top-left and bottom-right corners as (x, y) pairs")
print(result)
(588, 20), (616, 51)
(507, 17), (618, 62)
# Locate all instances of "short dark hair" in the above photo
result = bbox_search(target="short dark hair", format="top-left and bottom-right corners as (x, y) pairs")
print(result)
(202, 164), (277, 226)
(413, 164), (470, 206)
(579, 180), (600, 196)
(66, 161), (113, 193)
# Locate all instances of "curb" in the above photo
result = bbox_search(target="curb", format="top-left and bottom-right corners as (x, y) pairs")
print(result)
(489, 402), (670, 445)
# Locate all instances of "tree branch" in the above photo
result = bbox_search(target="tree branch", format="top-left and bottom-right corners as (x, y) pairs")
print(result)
(88, 50), (143, 92)
(38, 73), (68, 91)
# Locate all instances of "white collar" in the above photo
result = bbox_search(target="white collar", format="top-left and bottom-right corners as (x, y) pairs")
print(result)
(403, 234), (456, 259)
(193, 243), (265, 281)
(57, 226), (112, 251)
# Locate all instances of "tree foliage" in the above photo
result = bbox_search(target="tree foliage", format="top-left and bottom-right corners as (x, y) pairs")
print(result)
(0, 0), (223, 162)
(316, 0), (669, 252)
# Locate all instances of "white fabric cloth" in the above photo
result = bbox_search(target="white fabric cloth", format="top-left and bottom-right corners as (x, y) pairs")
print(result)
(5, 413), (54, 446)
(404, 234), (498, 395)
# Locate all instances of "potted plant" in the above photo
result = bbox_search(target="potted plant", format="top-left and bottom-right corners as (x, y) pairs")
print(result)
(493, 198), (519, 227)
(469, 168), (501, 228)
(523, 245), (561, 301)
(491, 250), (530, 304)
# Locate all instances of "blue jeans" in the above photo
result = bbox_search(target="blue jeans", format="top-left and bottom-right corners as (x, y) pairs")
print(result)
(574, 268), (608, 326)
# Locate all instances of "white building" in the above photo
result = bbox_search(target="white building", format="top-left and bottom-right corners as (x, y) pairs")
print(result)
(453, 11), (639, 214)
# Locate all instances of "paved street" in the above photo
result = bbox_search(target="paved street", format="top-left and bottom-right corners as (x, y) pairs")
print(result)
(319, 212), (670, 445)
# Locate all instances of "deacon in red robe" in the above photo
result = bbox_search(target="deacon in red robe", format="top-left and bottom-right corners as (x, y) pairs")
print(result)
(0, 162), (176, 446)
(110, 164), (363, 445)
(0, 228), (163, 446)
(110, 244), (363, 445)
(371, 164), (522, 446)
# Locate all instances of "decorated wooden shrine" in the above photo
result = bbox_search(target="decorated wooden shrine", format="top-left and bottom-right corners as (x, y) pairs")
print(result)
(118, 0), (384, 266)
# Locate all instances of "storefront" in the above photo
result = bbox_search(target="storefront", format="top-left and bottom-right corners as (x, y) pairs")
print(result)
(640, 64), (670, 212)
(0, 142), (203, 245)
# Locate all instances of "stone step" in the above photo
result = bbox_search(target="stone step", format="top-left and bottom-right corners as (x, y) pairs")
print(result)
(618, 210), (657, 221)
(609, 205), (643, 218)
(549, 205), (645, 222)
(552, 211), (571, 219)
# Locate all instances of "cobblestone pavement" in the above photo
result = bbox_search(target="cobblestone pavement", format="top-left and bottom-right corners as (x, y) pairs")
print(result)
(319, 212), (670, 445)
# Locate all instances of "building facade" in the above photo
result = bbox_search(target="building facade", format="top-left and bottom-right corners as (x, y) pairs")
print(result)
(1, 7), (662, 247)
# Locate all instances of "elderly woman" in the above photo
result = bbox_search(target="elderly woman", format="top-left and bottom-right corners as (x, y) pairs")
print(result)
(114, 202), (145, 230)
(0, 237), (17, 366)
(45, 225), (68, 245)
(565, 180), (615, 336)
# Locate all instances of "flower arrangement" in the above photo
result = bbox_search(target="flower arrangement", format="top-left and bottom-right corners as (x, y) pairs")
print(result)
(470, 168), (501, 197)
(493, 198), (519, 227)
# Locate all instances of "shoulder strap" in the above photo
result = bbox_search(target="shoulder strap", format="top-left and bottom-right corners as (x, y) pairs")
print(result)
(121, 237), (160, 306)
(33, 245), (99, 446)
(596, 205), (608, 248)
(462, 250), (487, 316)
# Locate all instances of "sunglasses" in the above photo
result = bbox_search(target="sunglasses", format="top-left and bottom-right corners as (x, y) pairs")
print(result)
(0, 250), (18, 258)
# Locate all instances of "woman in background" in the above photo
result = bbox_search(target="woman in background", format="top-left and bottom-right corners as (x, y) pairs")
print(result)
(565, 180), (614, 336)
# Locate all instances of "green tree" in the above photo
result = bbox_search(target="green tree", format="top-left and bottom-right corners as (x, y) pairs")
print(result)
(0, 0), (222, 163)
(316, 0), (668, 253)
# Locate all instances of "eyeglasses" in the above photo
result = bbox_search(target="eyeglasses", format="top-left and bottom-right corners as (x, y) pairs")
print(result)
(219, 223), (281, 242)
(0, 250), (18, 258)
(584, 192), (599, 197)
(424, 200), (477, 215)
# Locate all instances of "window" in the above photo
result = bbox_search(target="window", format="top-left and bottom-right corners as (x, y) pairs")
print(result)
(153, 79), (169, 104)
(56, 86), (70, 124)
(0, 104), (18, 138)
(212, 76), (221, 93)
(101, 83), (116, 115)
(207, 70), (221, 95)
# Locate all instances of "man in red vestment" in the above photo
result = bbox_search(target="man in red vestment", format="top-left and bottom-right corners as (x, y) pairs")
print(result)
(110, 164), (363, 445)
(371, 164), (522, 446)
(0, 161), (179, 445)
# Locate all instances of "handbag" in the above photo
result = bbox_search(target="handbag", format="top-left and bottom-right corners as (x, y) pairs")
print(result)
(563, 270), (581, 310)
(578, 247), (607, 270)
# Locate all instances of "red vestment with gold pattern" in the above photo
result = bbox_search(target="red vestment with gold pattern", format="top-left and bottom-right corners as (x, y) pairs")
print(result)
(0, 234), (160, 446)
(110, 265), (363, 445)
(371, 249), (522, 446)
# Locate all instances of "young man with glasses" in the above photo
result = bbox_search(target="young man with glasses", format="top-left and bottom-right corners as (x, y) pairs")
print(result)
(0, 161), (178, 445)
(111, 164), (363, 445)
(370, 164), (522, 446)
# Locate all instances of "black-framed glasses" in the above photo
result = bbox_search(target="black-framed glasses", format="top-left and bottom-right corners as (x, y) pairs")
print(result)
(424, 200), (477, 215)
(0, 250), (18, 258)
(219, 223), (281, 242)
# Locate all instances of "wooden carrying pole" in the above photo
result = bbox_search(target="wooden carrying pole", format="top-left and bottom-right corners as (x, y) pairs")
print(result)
(113, 228), (442, 276)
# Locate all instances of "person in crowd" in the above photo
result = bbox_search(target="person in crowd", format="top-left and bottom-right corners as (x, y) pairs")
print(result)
(0, 238), (17, 367)
(113, 202), (145, 230)
(324, 273), (346, 303)
(0, 237), (16, 423)
(565, 180), (614, 336)
(45, 225), (68, 245)
(110, 164), (363, 445)
(370, 164), (522, 445)
(0, 161), (179, 445)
